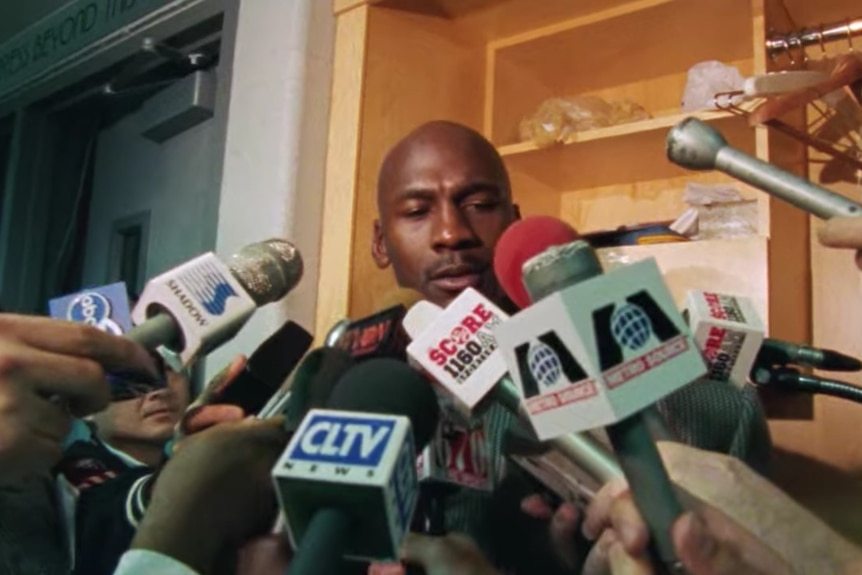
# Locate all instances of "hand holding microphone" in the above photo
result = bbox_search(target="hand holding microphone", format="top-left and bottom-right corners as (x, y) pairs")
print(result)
(129, 416), (291, 575)
(819, 216), (862, 271)
(0, 313), (160, 483)
(583, 486), (793, 575)
(493, 217), (710, 574)
(275, 359), (441, 575)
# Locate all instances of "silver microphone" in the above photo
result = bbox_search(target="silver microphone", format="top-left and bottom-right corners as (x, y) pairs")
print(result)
(666, 117), (862, 220)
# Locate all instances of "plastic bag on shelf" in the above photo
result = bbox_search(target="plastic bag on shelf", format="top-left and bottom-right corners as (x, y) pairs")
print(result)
(518, 96), (614, 147)
(608, 99), (652, 125)
(678, 181), (757, 240)
(596, 247), (634, 271)
(681, 61), (745, 112)
(683, 181), (743, 204)
(518, 95), (653, 147)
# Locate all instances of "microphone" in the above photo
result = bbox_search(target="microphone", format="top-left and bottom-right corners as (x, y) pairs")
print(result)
(493, 217), (708, 572)
(273, 359), (440, 575)
(493, 216), (582, 310)
(49, 282), (162, 399)
(323, 319), (351, 348)
(684, 291), (765, 388)
(666, 117), (862, 219)
(758, 340), (861, 372)
(192, 320), (313, 415)
(335, 288), (423, 360)
(403, 288), (622, 487)
(685, 290), (861, 377)
(274, 348), (357, 426)
(128, 239), (303, 367)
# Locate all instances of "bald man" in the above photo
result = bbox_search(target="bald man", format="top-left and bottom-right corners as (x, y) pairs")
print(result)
(372, 120), (518, 310)
(369, 121), (772, 574)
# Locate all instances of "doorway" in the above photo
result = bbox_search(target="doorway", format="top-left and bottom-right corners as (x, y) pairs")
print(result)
(0, 10), (227, 314)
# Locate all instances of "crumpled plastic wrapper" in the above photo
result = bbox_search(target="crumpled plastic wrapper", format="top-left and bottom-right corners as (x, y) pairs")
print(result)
(681, 61), (745, 112)
(519, 95), (651, 148)
(670, 182), (757, 240)
(596, 248), (634, 271)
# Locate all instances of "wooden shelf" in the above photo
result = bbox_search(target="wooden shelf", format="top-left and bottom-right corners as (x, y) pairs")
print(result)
(500, 109), (756, 190)
(373, 0), (639, 41)
(499, 109), (740, 157)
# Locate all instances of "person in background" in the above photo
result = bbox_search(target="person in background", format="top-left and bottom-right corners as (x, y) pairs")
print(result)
(65, 355), (249, 575)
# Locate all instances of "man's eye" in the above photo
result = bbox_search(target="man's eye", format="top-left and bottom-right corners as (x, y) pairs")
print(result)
(403, 207), (429, 218)
(464, 200), (498, 212)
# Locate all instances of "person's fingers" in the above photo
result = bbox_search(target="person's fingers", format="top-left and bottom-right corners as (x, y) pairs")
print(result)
(817, 216), (862, 249)
(549, 502), (581, 568)
(584, 478), (630, 541)
(0, 343), (111, 416)
(235, 534), (293, 575)
(520, 493), (555, 520)
(400, 533), (440, 566)
(195, 354), (249, 406)
(183, 404), (246, 434)
(581, 529), (618, 575)
(367, 562), (405, 575)
(1, 315), (159, 379)
(608, 494), (650, 555)
(608, 535), (655, 575)
(673, 512), (730, 574)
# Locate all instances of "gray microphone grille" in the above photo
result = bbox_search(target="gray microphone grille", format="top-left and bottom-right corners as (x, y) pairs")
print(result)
(228, 239), (303, 306)
(522, 240), (603, 302)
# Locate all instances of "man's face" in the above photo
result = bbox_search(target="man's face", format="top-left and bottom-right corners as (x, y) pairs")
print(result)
(373, 129), (517, 308)
(91, 368), (190, 447)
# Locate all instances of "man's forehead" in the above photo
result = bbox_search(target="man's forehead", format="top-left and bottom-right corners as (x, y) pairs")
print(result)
(379, 131), (504, 202)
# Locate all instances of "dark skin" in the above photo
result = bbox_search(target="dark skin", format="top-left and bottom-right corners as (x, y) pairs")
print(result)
(371, 121), (582, 573)
(372, 121), (518, 311)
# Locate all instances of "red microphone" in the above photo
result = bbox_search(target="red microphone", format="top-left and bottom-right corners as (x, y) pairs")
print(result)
(493, 216), (580, 310)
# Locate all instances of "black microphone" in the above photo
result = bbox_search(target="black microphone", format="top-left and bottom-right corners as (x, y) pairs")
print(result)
(757, 339), (862, 372)
(198, 320), (313, 415)
(335, 289), (422, 361)
(274, 359), (440, 575)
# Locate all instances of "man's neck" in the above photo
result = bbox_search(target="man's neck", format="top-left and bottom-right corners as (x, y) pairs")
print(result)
(103, 438), (164, 467)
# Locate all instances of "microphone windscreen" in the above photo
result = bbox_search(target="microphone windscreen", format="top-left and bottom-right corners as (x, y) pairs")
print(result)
(493, 216), (580, 309)
(229, 239), (303, 305)
(246, 320), (313, 386)
(327, 359), (440, 449)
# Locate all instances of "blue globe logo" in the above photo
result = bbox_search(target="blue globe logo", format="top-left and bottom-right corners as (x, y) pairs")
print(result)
(527, 342), (563, 388)
(610, 303), (653, 351)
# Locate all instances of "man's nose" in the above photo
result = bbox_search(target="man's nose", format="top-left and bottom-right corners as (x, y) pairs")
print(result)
(143, 386), (171, 402)
(432, 204), (479, 250)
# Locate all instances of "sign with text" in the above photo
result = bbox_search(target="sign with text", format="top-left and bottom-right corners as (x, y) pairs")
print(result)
(496, 259), (706, 440)
(0, 0), (174, 100)
(273, 409), (417, 561)
(406, 288), (508, 415)
(685, 291), (764, 389)
(49, 281), (132, 335)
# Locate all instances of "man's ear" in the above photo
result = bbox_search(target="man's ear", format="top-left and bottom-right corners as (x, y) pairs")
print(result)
(371, 219), (391, 269)
(513, 204), (522, 221)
